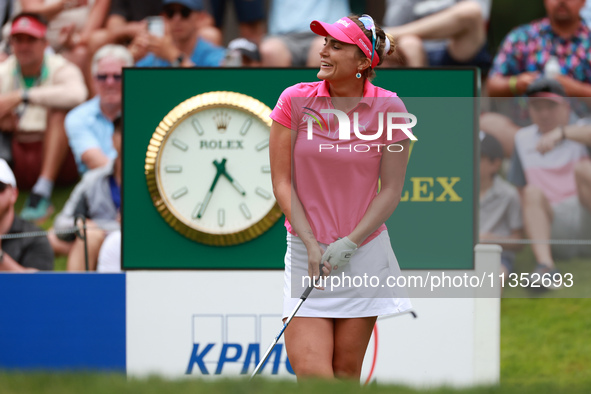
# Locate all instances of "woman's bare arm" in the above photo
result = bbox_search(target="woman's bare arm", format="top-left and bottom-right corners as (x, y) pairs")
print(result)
(21, 0), (83, 21)
(270, 120), (327, 280)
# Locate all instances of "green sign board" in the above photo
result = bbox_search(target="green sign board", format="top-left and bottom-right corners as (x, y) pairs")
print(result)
(122, 68), (477, 270)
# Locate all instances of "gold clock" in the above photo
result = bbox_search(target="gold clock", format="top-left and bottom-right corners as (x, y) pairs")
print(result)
(145, 91), (282, 246)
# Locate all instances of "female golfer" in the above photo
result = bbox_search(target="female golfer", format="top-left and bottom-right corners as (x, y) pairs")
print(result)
(269, 14), (412, 380)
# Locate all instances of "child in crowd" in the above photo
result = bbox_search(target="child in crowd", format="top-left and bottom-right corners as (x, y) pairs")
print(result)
(479, 132), (523, 277)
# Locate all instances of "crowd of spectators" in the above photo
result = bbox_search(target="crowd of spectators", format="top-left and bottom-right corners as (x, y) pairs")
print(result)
(478, 0), (591, 288)
(0, 0), (588, 283)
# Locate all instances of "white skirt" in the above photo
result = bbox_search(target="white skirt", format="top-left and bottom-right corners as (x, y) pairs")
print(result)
(283, 231), (412, 319)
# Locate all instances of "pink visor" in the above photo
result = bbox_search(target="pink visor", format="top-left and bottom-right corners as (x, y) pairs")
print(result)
(310, 17), (379, 68)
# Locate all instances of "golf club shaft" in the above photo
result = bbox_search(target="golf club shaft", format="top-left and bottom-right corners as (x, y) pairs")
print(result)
(249, 285), (314, 379)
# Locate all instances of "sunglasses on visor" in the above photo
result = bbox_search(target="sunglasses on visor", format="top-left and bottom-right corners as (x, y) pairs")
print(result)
(358, 14), (377, 67)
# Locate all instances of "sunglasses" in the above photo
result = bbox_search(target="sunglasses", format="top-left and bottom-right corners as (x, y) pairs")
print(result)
(359, 14), (377, 67)
(163, 6), (192, 19)
(11, 35), (43, 43)
(96, 73), (122, 82)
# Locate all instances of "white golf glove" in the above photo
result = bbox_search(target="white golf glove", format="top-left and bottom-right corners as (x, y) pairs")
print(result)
(321, 237), (358, 271)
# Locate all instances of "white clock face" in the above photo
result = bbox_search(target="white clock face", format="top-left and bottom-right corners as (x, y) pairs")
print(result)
(156, 106), (275, 236)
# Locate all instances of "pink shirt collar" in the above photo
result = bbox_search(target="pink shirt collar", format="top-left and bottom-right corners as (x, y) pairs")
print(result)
(317, 79), (377, 107)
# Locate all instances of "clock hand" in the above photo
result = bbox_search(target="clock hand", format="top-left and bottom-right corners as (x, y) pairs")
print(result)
(222, 170), (246, 196)
(196, 159), (226, 219)
(218, 158), (246, 196)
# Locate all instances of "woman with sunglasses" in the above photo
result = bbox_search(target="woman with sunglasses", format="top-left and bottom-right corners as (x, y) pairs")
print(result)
(270, 15), (413, 380)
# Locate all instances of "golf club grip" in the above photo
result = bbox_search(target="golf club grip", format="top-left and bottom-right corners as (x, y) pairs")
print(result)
(300, 285), (314, 299)
(301, 269), (327, 299)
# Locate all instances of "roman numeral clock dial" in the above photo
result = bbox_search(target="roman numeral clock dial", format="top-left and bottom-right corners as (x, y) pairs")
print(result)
(145, 92), (282, 246)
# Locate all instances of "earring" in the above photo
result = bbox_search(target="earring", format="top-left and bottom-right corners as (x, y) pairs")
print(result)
(356, 71), (362, 79)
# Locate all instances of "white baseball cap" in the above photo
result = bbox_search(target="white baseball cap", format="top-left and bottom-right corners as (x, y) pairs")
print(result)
(0, 159), (16, 187)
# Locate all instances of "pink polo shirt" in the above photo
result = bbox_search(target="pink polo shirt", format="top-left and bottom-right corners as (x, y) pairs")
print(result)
(270, 79), (412, 246)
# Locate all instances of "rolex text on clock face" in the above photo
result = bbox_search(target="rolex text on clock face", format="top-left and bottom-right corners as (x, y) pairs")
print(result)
(156, 105), (275, 237)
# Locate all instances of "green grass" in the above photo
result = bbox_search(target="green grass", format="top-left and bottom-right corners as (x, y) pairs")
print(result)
(497, 248), (591, 388)
(501, 298), (591, 387)
(0, 373), (589, 394)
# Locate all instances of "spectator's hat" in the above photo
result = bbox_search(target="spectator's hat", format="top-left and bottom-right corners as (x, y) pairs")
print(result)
(310, 17), (379, 68)
(162, 0), (204, 11)
(10, 14), (47, 38)
(480, 132), (504, 161)
(0, 159), (16, 188)
(526, 78), (566, 103)
(227, 38), (261, 62)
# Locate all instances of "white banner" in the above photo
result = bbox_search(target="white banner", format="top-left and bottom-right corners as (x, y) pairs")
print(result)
(127, 246), (500, 387)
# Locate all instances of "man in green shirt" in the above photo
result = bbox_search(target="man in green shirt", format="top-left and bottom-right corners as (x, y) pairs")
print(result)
(0, 13), (87, 222)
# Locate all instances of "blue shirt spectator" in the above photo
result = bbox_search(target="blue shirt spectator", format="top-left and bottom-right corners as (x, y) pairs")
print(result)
(136, 38), (225, 67)
(582, 0), (591, 26)
(65, 45), (133, 175)
(130, 0), (225, 68)
(65, 96), (118, 174)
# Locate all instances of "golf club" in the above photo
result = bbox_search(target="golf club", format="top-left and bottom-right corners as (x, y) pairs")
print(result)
(249, 282), (315, 380)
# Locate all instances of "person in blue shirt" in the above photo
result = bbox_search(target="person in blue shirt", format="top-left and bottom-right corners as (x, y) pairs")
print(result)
(65, 44), (133, 175)
(132, 0), (225, 67)
(582, 0), (591, 27)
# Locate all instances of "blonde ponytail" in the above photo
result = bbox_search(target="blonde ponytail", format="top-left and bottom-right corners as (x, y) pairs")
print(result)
(384, 33), (396, 56)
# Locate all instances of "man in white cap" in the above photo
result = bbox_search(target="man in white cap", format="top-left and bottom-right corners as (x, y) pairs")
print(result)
(225, 38), (261, 67)
(0, 159), (53, 271)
